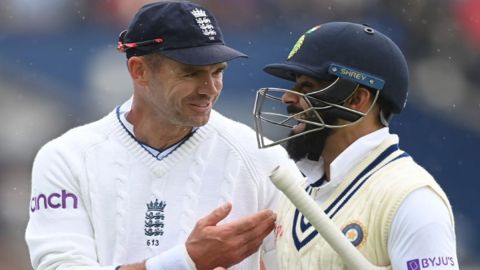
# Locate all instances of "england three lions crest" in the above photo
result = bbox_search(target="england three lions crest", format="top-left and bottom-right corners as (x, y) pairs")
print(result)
(144, 199), (166, 237)
(190, 8), (217, 39)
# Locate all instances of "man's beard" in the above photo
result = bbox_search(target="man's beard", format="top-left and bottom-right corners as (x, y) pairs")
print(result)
(285, 124), (330, 162)
(284, 105), (337, 162)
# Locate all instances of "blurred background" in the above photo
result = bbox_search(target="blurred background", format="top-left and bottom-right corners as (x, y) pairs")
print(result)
(0, 0), (479, 269)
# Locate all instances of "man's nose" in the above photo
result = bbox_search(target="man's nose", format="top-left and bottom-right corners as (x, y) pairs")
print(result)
(199, 75), (221, 96)
(281, 90), (300, 105)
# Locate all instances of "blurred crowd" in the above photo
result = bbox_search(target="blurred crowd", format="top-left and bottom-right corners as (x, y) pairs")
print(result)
(0, 0), (479, 269)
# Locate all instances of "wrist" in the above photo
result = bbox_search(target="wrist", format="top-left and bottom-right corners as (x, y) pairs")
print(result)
(145, 245), (196, 270)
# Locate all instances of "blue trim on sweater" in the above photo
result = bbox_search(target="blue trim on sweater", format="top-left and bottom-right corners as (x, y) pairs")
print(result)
(291, 144), (408, 252)
(115, 106), (197, 161)
(324, 144), (399, 215)
(328, 151), (410, 219)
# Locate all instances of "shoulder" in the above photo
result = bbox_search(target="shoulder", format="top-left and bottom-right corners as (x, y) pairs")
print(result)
(35, 111), (117, 164)
(366, 154), (448, 212)
(373, 154), (437, 188)
(208, 110), (291, 161)
(206, 111), (300, 179)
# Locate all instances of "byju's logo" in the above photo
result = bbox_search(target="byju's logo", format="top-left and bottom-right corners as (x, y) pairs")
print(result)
(407, 257), (455, 269)
(407, 259), (421, 270)
(30, 190), (78, 212)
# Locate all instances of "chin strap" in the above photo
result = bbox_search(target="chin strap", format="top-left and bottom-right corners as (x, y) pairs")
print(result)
(379, 109), (393, 127)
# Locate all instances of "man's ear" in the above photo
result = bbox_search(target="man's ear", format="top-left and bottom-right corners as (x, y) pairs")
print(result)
(127, 57), (149, 87)
(344, 87), (373, 113)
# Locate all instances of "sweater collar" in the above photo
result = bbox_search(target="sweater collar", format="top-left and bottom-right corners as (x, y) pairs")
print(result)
(109, 102), (217, 177)
(297, 127), (398, 187)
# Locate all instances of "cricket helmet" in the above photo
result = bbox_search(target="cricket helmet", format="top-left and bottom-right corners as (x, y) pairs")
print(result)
(253, 22), (409, 148)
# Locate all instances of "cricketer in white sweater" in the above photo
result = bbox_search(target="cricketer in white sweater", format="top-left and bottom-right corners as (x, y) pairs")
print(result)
(25, 100), (302, 270)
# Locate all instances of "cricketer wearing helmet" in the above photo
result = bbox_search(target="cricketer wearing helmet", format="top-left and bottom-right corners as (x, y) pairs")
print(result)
(254, 22), (458, 270)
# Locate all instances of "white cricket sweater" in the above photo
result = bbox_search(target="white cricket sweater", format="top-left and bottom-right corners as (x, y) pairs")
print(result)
(25, 108), (302, 270)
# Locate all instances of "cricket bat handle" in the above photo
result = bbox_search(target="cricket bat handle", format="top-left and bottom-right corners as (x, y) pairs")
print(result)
(270, 165), (390, 270)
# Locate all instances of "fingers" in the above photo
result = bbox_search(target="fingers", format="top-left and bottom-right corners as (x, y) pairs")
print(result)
(197, 202), (232, 228)
(228, 214), (276, 260)
(212, 209), (276, 264)
(186, 206), (277, 270)
(223, 209), (276, 235)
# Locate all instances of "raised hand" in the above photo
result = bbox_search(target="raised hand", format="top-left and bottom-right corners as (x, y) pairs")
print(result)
(186, 203), (276, 270)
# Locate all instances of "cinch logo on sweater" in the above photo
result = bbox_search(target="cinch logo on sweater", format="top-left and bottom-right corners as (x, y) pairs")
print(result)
(30, 190), (78, 212)
(407, 256), (455, 270)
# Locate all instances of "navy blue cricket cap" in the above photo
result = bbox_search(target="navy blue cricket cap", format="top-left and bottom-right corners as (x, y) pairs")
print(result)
(264, 22), (409, 114)
(117, 1), (247, 65)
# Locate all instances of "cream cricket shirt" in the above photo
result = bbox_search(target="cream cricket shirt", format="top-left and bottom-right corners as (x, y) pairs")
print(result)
(275, 128), (458, 270)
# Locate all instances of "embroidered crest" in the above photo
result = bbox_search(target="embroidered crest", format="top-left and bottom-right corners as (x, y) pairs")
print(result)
(341, 221), (367, 247)
(144, 199), (166, 237)
(191, 8), (217, 40)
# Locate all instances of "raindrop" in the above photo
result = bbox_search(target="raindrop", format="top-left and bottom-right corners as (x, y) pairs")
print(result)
(452, 104), (456, 108)
(68, 48), (73, 52)
(436, 48), (441, 53)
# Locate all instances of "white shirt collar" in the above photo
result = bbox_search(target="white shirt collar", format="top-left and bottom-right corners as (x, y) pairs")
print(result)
(297, 127), (396, 186)
(330, 127), (395, 183)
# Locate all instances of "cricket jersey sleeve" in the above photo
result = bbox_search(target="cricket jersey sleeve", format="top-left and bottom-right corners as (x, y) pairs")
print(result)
(388, 187), (459, 270)
(25, 140), (114, 270)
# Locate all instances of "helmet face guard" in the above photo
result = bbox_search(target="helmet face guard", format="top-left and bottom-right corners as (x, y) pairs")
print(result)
(253, 63), (383, 149)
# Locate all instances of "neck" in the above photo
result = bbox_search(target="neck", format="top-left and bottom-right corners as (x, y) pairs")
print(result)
(322, 133), (348, 181)
(126, 99), (192, 150)
(321, 121), (383, 180)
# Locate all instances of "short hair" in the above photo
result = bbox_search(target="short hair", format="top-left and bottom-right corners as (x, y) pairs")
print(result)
(142, 53), (165, 70)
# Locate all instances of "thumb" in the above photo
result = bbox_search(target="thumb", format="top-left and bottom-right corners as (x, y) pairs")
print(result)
(199, 202), (232, 227)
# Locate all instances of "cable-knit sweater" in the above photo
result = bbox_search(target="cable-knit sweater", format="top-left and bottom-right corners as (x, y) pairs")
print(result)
(25, 108), (301, 270)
